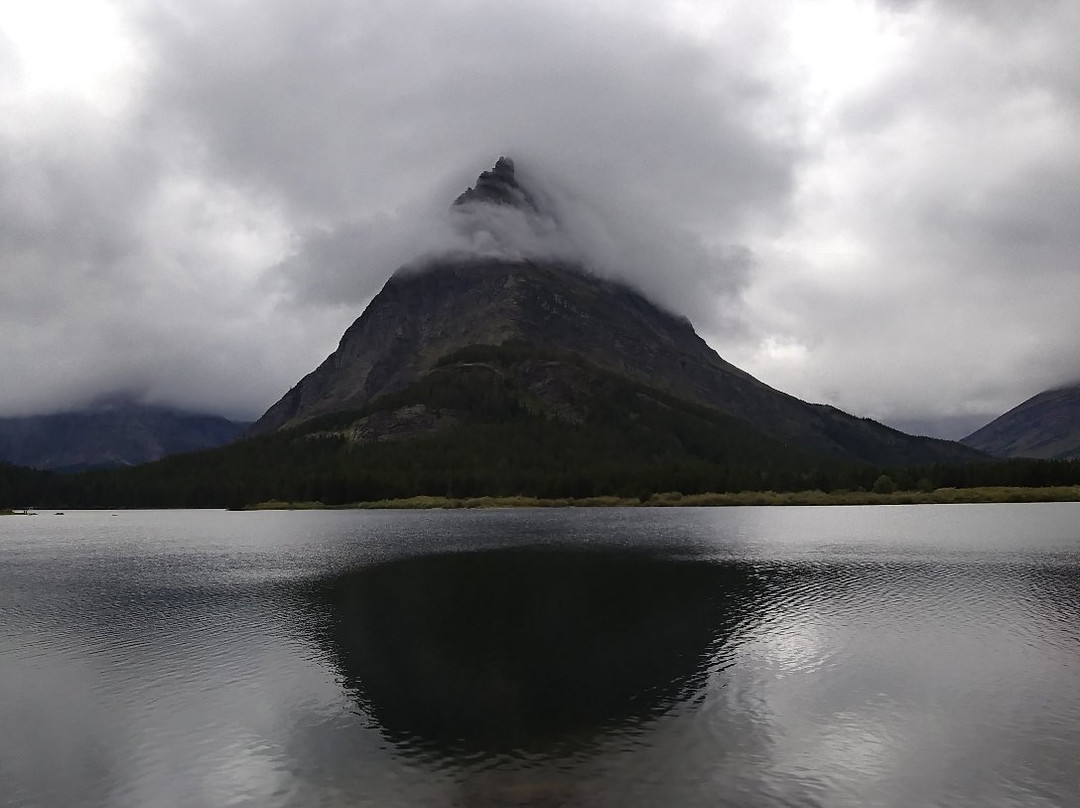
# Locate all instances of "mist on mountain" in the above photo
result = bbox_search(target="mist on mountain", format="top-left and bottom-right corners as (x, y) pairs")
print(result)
(273, 155), (754, 342)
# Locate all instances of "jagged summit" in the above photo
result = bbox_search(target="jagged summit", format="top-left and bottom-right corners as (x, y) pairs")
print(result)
(249, 159), (985, 468)
(453, 156), (537, 210)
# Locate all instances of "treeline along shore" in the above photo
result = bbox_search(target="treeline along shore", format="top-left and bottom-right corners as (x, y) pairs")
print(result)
(3, 442), (1080, 511)
(3, 357), (1078, 511)
(244, 486), (1080, 510)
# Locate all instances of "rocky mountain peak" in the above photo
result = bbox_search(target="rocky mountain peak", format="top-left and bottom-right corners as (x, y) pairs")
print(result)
(249, 159), (985, 468)
(453, 156), (537, 211)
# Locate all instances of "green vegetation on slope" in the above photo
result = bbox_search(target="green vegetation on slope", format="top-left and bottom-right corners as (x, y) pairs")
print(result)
(0, 347), (815, 508)
(2, 345), (1079, 510)
(0, 462), (55, 509)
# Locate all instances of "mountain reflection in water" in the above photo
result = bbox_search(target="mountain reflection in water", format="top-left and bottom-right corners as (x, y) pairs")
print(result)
(4, 507), (1080, 808)
(306, 548), (757, 757)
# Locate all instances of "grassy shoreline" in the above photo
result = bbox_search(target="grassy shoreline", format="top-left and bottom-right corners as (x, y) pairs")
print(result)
(244, 486), (1080, 511)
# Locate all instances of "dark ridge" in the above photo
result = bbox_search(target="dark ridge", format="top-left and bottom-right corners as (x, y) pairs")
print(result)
(961, 383), (1080, 460)
(453, 156), (536, 210)
(0, 404), (247, 470)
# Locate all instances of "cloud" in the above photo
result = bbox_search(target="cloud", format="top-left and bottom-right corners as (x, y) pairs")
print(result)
(0, 0), (1077, 437)
(721, 0), (1080, 434)
(125, 0), (795, 416)
(136, 0), (796, 224)
(273, 158), (756, 337)
(0, 81), (338, 418)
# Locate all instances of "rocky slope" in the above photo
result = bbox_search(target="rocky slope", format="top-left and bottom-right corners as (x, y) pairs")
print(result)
(253, 158), (982, 468)
(961, 384), (1080, 460)
(0, 403), (247, 471)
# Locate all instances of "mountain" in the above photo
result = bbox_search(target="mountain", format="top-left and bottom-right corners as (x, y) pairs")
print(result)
(252, 157), (980, 469)
(0, 403), (248, 471)
(961, 384), (1080, 460)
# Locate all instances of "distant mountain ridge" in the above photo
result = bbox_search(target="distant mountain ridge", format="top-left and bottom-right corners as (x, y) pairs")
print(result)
(0, 403), (247, 471)
(962, 384), (1080, 460)
(252, 157), (982, 469)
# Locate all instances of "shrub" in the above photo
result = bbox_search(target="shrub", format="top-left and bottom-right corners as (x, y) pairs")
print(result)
(872, 474), (897, 495)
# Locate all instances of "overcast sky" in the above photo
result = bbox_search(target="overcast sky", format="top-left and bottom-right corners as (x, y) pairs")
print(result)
(1, 0), (1077, 437)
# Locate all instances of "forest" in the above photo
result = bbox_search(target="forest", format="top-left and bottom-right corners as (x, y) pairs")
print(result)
(3, 344), (1079, 510)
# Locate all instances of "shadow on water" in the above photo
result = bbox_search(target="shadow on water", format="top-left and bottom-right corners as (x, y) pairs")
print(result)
(305, 546), (763, 759)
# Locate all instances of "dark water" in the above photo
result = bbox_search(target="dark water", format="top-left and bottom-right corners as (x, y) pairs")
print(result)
(2, 506), (1079, 807)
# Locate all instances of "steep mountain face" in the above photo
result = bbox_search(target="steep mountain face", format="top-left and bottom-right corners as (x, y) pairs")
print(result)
(961, 384), (1080, 460)
(453, 156), (536, 208)
(254, 158), (982, 468)
(0, 404), (247, 471)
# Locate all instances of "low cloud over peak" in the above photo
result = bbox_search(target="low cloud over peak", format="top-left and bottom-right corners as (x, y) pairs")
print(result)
(279, 155), (755, 338)
(0, 0), (1077, 438)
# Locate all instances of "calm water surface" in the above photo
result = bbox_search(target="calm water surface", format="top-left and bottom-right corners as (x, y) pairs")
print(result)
(2, 505), (1079, 807)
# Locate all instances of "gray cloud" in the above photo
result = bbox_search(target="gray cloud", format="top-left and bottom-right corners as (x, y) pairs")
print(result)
(0, 0), (1077, 437)
(137, 1), (795, 225)
(272, 158), (756, 336)
(720, 0), (1080, 435)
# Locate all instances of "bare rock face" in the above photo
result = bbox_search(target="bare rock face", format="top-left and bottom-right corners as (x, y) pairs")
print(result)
(252, 255), (751, 434)
(453, 156), (535, 209)
(252, 159), (983, 467)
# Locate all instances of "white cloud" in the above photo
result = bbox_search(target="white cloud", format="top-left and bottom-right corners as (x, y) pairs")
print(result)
(0, 0), (1076, 436)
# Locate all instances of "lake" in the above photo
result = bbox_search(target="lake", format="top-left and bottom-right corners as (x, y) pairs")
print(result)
(2, 505), (1078, 807)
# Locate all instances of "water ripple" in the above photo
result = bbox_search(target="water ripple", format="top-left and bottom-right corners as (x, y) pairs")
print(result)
(3, 506), (1079, 807)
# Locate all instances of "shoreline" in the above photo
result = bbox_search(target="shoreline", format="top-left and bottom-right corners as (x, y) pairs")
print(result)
(243, 486), (1080, 510)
